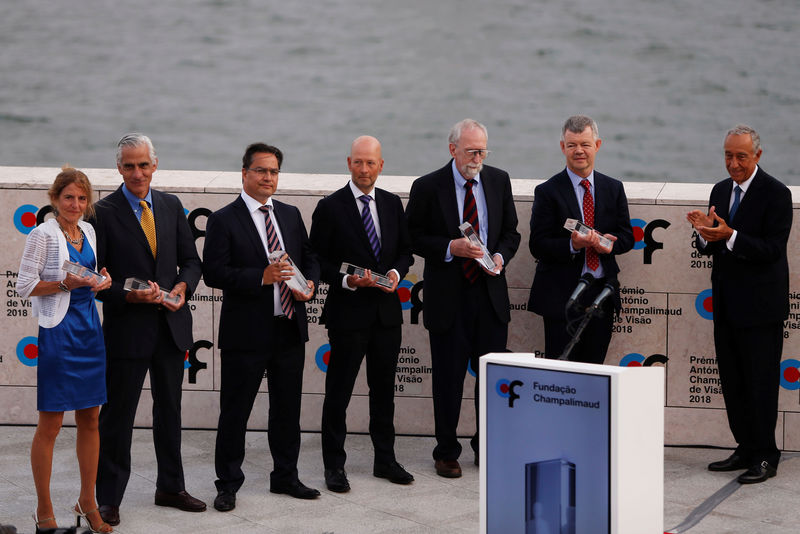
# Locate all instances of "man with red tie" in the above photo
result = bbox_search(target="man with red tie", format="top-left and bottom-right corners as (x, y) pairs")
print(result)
(527, 115), (634, 364)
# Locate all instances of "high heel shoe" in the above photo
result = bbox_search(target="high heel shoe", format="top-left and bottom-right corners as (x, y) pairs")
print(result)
(33, 509), (57, 533)
(74, 501), (113, 533)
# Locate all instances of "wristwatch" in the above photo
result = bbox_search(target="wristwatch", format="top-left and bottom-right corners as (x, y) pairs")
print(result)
(58, 281), (70, 292)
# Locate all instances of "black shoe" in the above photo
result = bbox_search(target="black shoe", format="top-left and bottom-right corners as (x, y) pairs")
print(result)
(270, 479), (321, 500)
(737, 461), (777, 484)
(213, 489), (236, 512)
(374, 461), (414, 485)
(708, 453), (749, 472)
(97, 505), (120, 526)
(154, 489), (207, 512)
(324, 468), (351, 493)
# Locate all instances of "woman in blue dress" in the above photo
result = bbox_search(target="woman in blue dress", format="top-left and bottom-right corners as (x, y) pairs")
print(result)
(16, 167), (113, 533)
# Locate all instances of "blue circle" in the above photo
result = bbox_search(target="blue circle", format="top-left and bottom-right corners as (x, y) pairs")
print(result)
(16, 336), (39, 367)
(315, 343), (331, 372)
(631, 218), (647, 250)
(780, 359), (800, 390)
(495, 379), (510, 398)
(619, 353), (645, 367)
(183, 351), (191, 369)
(14, 204), (39, 234)
(694, 289), (713, 320)
(467, 358), (476, 378)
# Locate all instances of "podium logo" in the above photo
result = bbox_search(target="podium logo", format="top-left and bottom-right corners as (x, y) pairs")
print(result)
(619, 353), (668, 367)
(17, 336), (39, 366)
(780, 359), (800, 390)
(14, 205), (39, 234)
(695, 289), (713, 320)
(631, 218), (670, 264)
(495, 378), (524, 407)
(315, 343), (331, 372)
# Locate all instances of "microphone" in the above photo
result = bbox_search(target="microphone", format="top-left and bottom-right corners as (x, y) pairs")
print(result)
(589, 278), (620, 312)
(566, 273), (595, 311)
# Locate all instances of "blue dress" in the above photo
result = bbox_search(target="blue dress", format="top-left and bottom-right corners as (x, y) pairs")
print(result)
(37, 240), (107, 412)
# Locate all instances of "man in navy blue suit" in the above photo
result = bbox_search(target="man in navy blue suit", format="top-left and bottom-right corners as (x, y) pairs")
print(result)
(203, 143), (320, 511)
(688, 125), (791, 484)
(527, 115), (633, 364)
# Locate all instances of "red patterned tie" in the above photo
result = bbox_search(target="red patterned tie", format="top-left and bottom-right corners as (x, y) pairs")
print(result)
(462, 179), (480, 283)
(580, 179), (599, 272)
(259, 205), (294, 318)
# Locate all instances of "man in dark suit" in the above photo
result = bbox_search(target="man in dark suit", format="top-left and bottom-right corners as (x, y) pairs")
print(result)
(93, 133), (206, 525)
(687, 125), (791, 484)
(203, 143), (320, 512)
(406, 119), (520, 478)
(310, 136), (415, 493)
(527, 115), (633, 364)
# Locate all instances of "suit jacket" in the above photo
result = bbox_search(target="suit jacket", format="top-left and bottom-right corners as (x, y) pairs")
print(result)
(527, 169), (634, 317)
(310, 184), (413, 330)
(202, 195), (320, 350)
(698, 167), (791, 328)
(405, 161), (520, 333)
(92, 186), (201, 358)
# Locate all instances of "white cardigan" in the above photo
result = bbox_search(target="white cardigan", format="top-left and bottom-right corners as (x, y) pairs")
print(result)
(16, 218), (98, 328)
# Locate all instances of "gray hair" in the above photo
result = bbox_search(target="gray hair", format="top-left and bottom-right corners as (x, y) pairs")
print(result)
(116, 133), (157, 165)
(725, 124), (761, 154)
(561, 115), (599, 141)
(448, 119), (488, 145)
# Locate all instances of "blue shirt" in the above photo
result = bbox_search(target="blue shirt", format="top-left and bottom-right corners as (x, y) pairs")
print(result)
(566, 167), (605, 278)
(446, 160), (493, 262)
(121, 184), (154, 222)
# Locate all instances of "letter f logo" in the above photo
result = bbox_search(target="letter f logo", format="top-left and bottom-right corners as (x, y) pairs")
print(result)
(508, 380), (523, 407)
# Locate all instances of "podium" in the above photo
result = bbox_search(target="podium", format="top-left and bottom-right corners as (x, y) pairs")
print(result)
(480, 354), (664, 534)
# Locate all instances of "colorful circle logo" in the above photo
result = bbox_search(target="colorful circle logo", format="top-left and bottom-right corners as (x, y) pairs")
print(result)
(14, 205), (39, 234)
(780, 359), (800, 390)
(397, 279), (414, 310)
(315, 343), (331, 372)
(630, 219), (647, 250)
(495, 378), (511, 397)
(17, 336), (39, 367)
(694, 289), (713, 320)
(467, 358), (476, 378)
(184, 350), (191, 369)
(619, 353), (645, 367)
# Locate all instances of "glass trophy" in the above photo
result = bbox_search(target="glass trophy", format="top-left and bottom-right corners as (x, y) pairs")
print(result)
(62, 260), (107, 284)
(267, 250), (310, 294)
(458, 222), (496, 271)
(339, 262), (394, 289)
(564, 218), (613, 250)
(123, 277), (181, 305)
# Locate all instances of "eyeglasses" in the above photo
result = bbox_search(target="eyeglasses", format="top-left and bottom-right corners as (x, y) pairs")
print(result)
(463, 149), (490, 159)
(247, 167), (280, 177)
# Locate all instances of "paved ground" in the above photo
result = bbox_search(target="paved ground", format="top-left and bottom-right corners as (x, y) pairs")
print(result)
(1, 426), (798, 533)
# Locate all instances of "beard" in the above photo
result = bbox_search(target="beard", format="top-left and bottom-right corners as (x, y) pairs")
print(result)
(461, 162), (483, 178)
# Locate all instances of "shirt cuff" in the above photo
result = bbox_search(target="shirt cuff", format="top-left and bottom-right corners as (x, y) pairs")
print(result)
(445, 241), (454, 262)
(342, 274), (356, 291)
(726, 230), (737, 251)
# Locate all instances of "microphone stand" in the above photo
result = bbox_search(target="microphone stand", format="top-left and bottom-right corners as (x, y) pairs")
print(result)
(557, 303), (607, 361)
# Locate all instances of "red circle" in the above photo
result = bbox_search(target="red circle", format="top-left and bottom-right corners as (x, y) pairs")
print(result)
(633, 227), (644, 241)
(397, 287), (411, 302)
(21, 212), (37, 228)
(627, 361), (643, 367)
(703, 297), (713, 313)
(784, 366), (800, 383)
(23, 344), (38, 359)
(323, 352), (330, 365)
(500, 383), (509, 393)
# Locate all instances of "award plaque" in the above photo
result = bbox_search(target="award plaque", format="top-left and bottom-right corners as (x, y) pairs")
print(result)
(339, 262), (394, 289)
(62, 260), (107, 284)
(267, 250), (310, 294)
(564, 218), (613, 250)
(458, 222), (497, 271)
(123, 277), (181, 305)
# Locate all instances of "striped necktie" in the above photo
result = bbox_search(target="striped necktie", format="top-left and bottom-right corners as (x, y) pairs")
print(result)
(139, 200), (157, 258)
(462, 179), (480, 283)
(360, 195), (381, 261)
(258, 205), (294, 319)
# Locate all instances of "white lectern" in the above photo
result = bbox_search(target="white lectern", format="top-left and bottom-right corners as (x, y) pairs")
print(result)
(480, 354), (664, 534)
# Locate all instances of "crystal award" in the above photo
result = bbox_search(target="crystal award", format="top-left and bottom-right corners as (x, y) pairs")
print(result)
(458, 222), (496, 271)
(564, 218), (613, 250)
(267, 250), (310, 294)
(123, 277), (181, 305)
(62, 260), (107, 284)
(339, 262), (394, 289)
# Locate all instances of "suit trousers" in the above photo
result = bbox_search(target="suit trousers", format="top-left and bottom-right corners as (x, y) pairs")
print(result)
(543, 278), (614, 364)
(321, 324), (401, 470)
(429, 276), (508, 461)
(215, 317), (304, 492)
(97, 312), (186, 506)
(714, 318), (782, 467)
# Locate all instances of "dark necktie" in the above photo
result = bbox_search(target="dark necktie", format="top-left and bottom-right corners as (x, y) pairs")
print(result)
(462, 179), (480, 283)
(580, 179), (599, 272)
(360, 195), (381, 261)
(258, 205), (294, 319)
(729, 185), (742, 220)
